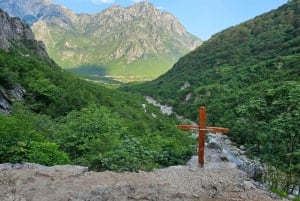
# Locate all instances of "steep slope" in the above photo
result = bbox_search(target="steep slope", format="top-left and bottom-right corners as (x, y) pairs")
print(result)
(0, 8), (49, 58)
(0, 9), (194, 171)
(0, 0), (201, 79)
(123, 0), (300, 193)
(0, 8), (51, 113)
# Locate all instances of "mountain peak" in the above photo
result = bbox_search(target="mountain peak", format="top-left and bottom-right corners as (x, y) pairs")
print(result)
(0, 0), (75, 25)
(130, 1), (155, 9)
(0, 0), (202, 79)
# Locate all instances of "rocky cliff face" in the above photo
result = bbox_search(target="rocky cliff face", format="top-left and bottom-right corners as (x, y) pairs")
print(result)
(0, 0), (71, 25)
(0, 0), (202, 77)
(0, 9), (51, 114)
(0, 85), (26, 114)
(0, 9), (49, 58)
(88, 2), (201, 64)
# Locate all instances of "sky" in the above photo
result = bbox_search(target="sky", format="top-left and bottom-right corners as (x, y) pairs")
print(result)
(51, 0), (288, 41)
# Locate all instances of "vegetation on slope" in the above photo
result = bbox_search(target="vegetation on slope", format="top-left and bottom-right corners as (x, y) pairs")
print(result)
(29, 2), (201, 79)
(123, 0), (300, 193)
(0, 42), (195, 172)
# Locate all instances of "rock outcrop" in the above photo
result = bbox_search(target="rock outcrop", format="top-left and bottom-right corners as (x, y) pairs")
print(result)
(0, 85), (26, 114)
(0, 139), (286, 201)
(0, 9), (52, 114)
(0, 9), (49, 58)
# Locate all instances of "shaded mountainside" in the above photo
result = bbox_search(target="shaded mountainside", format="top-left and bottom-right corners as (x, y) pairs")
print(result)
(123, 0), (300, 194)
(0, 9), (194, 172)
(0, 0), (201, 79)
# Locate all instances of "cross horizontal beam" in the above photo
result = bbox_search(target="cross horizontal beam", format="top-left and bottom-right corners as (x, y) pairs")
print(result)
(177, 125), (229, 133)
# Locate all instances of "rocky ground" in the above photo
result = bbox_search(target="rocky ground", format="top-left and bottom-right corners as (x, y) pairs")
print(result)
(0, 134), (286, 201)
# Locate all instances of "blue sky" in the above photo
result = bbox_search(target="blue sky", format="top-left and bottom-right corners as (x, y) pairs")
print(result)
(51, 0), (288, 41)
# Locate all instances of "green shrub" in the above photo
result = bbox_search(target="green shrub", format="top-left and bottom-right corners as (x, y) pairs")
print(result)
(27, 142), (70, 166)
(269, 186), (288, 198)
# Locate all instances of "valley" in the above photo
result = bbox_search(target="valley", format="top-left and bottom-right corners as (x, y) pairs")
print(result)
(0, 0), (299, 200)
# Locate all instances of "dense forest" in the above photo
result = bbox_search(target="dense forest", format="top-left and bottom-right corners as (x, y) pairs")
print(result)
(123, 0), (300, 196)
(0, 42), (195, 172)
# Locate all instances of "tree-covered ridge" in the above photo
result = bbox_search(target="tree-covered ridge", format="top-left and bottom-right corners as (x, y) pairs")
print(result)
(0, 40), (195, 171)
(123, 0), (300, 193)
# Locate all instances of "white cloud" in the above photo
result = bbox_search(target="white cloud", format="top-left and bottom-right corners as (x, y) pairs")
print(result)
(91, 0), (114, 4)
(156, 6), (165, 11)
(131, 0), (147, 3)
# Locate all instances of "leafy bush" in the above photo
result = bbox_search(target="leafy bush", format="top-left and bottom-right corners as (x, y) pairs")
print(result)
(0, 109), (69, 165)
(269, 186), (288, 198)
(52, 104), (194, 171)
(293, 196), (300, 201)
(27, 142), (70, 165)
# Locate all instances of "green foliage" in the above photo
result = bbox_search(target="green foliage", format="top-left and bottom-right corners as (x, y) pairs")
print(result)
(269, 186), (288, 198)
(293, 196), (300, 201)
(0, 106), (69, 165)
(51, 104), (194, 171)
(0, 41), (194, 171)
(26, 141), (70, 165)
(233, 81), (300, 172)
(53, 105), (123, 164)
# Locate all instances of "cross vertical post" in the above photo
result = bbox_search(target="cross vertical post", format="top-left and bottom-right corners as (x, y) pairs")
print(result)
(177, 106), (229, 167)
(199, 106), (206, 167)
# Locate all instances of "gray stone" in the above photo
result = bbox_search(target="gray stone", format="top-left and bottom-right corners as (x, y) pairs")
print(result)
(207, 138), (222, 150)
(0, 9), (49, 58)
(0, 85), (26, 114)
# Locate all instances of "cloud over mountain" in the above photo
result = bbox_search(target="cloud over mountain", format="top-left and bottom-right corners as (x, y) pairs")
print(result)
(91, 0), (115, 4)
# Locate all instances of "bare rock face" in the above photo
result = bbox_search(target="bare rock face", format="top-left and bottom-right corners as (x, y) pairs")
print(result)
(0, 9), (52, 114)
(0, 10), (32, 49)
(0, 0), (72, 25)
(0, 9), (49, 59)
(0, 85), (26, 114)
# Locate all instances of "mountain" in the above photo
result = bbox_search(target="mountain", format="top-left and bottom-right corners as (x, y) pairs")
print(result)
(0, 0), (201, 80)
(0, 0), (75, 25)
(123, 0), (300, 193)
(0, 9), (194, 172)
(0, 8), (49, 59)
(0, 7), (51, 113)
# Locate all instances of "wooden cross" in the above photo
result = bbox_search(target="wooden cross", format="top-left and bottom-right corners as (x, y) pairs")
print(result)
(177, 106), (229, 167)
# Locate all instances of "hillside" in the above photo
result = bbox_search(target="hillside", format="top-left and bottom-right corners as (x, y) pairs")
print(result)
(0, 9), (195, 172)
(0, 0), (201, 80)
(123, 0), (300, 195)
